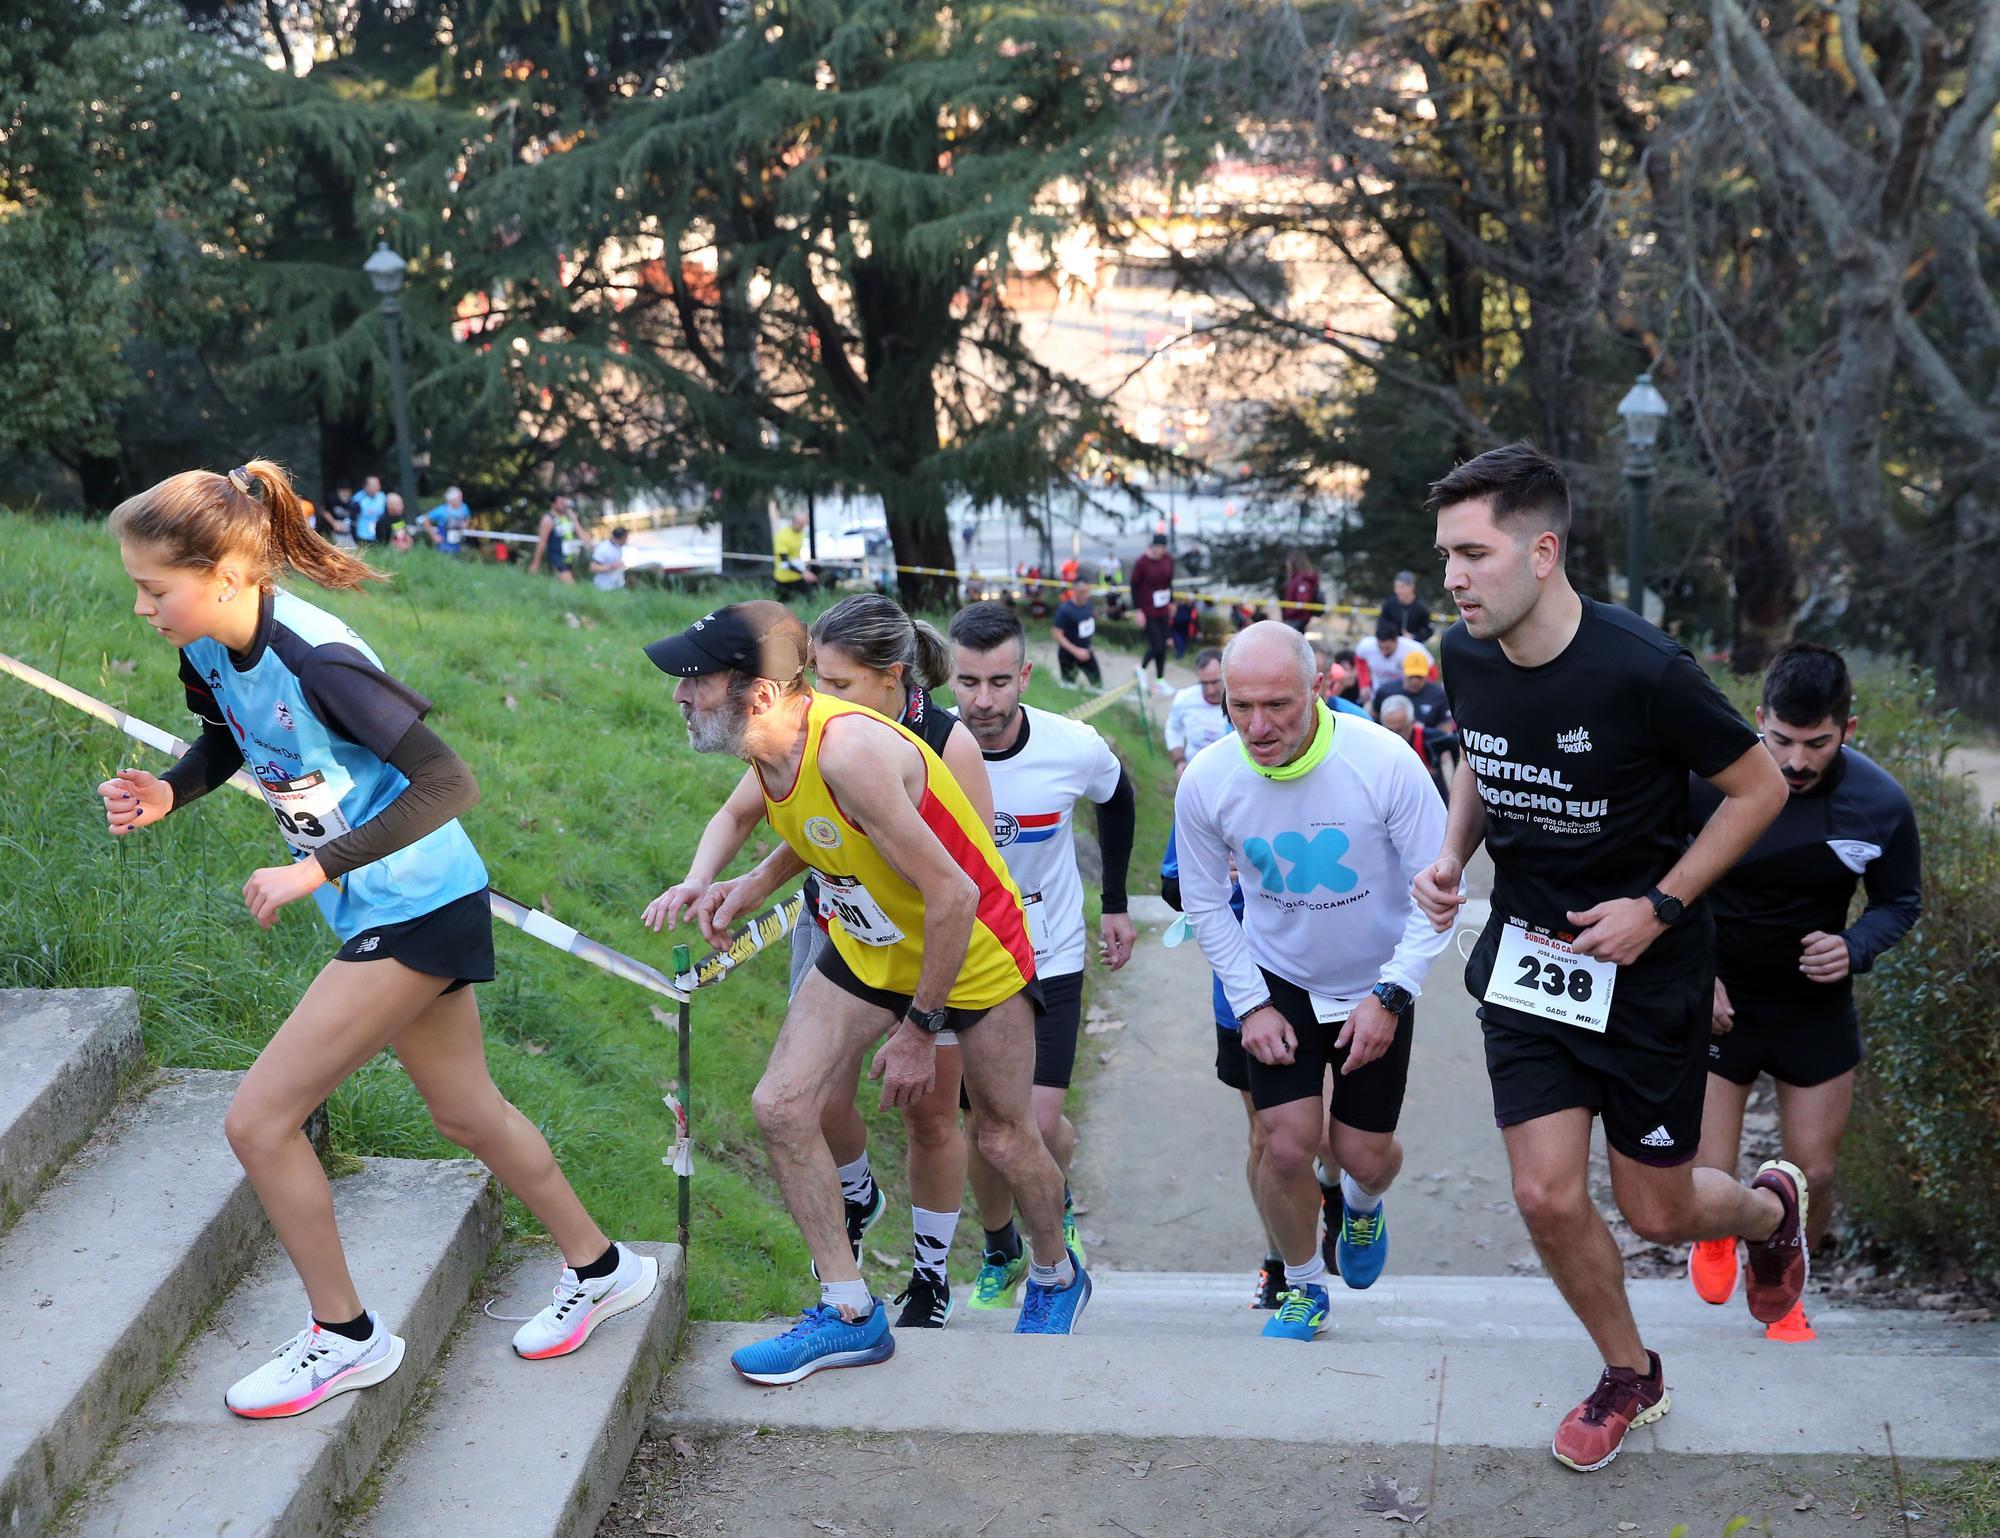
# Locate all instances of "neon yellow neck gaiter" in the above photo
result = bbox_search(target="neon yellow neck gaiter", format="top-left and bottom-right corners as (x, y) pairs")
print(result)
(1237, 698), (1336, 781)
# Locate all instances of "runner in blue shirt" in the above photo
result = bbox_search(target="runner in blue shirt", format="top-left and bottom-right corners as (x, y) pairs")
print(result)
(96, 460), (652, 1421)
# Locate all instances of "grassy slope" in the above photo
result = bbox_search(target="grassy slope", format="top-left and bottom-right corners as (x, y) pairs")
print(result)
(0, 513), (1176, 1318)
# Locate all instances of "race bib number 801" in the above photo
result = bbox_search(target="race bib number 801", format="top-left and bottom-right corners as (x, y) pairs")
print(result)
(1482, 917), (1615, 1033)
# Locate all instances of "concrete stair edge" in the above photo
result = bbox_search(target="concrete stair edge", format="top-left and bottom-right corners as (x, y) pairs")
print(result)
(0, 1070), (267, 1538)
(0, 988), (145, 1229)
(346, 1241), (686, 1538)
(64, 1157), (502, 1538)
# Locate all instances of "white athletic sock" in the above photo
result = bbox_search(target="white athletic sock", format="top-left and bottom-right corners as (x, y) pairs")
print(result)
(911, 1206), (959, 1285)
(1284, 1253), (1328, 1290)
(1314, 1159), (1338, 1191)
(1341, 1170), (1385, 1214)
(837, 1152), (876, 1206)
(820, 1277), (873, 1318)
(1029, 1253), (1077, 1290)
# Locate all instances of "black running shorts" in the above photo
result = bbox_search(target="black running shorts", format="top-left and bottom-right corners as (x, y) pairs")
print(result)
(1468, 922), (1708, 1167)
(1214, 1024), (1251, 1092)
(334, 887), (495, 995)
(1032, 970), (1085, 1090)
(1242, 967), (1413, 1131)
(813, 942), (1043, 1033)
(1705, 992), (1863, 1089)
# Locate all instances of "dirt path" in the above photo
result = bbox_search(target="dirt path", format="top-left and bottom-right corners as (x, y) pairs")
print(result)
(1070, 856), (1537, 1278)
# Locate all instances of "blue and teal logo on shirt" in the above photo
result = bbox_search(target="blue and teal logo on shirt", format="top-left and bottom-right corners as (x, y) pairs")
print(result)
(1242, 829), (1358, 895)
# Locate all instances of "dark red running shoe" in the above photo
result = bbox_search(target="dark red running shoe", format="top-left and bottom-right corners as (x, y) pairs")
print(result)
(1744, 1159), (1809, 1325)
(1551, 1350), (1670, 1472)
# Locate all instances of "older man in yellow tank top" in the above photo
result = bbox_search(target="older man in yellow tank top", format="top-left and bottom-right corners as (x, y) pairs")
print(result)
(643, 602), (1089, 1384)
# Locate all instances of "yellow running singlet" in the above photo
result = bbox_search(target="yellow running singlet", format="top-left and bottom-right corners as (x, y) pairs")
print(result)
(760, 693), (1034, 1009)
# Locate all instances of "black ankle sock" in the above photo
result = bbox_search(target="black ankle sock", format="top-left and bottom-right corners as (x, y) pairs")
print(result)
(315, 1310), (373, 1342)
(983, 1221), (1021, 1262)
(573, 1243), (621, 1282)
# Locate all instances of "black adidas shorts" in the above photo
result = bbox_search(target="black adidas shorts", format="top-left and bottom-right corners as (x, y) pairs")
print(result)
(1467, 921), (1706, 1167)
(334, 887), (495, 995)
(1706, 991), (1863, 1088)
(1242, 967), (1413, 1132)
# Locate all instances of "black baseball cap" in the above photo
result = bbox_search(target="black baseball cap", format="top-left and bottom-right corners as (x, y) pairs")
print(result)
(643, 600), (809, 681)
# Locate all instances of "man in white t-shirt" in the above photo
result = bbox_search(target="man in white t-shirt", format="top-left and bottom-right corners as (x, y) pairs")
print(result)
(1164, 647), (1228, 778)
(1360, 616), (1434, 703)
(948, 601), (1137, 1311)
(1176, 621), (1452, 1342)
(590, 526), (629, 590)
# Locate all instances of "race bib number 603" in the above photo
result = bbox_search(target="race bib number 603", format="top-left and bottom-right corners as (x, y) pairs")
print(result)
(1482, 917), (1615, 1033)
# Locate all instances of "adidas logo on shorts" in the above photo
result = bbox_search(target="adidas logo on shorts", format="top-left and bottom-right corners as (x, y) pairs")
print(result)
(1640, 1125), (1675, 1149)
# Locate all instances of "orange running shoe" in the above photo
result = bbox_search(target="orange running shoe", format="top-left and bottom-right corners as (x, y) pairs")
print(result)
(1764, 1300), (1816, 1342)
(1688, 1238), (1739, 1305)
(1744, 1159), (1809, 1325)
(1551, 1350), (1670, 1472)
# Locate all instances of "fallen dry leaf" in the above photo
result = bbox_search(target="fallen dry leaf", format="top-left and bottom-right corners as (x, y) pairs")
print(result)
(1357, 1474), (1428, 1524)
(563, 611), (582, 629)
(522, 1041), (547, 1056)
(644, 1522), (677, 1537)
(109, 659), (137, 675)
(1617, 1525), (1639, 1532)
(810, 1522), (846, 1536)
(503, 693), (519, 710)
(1795, 1494), (1815, 1512)
(1082, 1017), (1126, 1036)
(1123, 1459), (1152, 1478)
(667, 1433), (697, 1458)
(869, 1249), (898, 1267)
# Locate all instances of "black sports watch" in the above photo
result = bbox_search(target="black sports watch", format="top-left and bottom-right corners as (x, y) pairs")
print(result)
(1371, 981), (1414, 1015)
(1644, 887), (1687, 926)
(905, 1003), (951, 1035)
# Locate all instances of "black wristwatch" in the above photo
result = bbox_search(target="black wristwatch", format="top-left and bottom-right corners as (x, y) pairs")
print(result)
(1644, 887), (1687, 926)
(1371, 981), (1413, 1015)
(905, 1003), (950, 1035)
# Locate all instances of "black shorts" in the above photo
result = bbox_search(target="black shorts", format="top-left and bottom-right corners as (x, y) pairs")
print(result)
(545, 539), (570, 573)
(813, 942), (1043, 1033)
(334, 887), (495, 995)
(1215, 1024), (1250, 1092)
(1706, 992), (1863, 1088)
(1469, 924), (1707, 1167)
(1243, 968), (1413, 1132)
(1032, 970), (1085, 1090)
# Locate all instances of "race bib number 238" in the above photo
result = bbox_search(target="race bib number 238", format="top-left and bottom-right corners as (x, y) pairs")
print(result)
(1482, 917), (1615, 1033)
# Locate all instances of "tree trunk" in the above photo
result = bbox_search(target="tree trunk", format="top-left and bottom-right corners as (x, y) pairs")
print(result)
(716, 258), (771, 580)
(878, 474), (957, 612)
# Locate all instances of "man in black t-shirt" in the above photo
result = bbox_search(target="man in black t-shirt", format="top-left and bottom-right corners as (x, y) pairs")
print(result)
(1411, 442), (1797, 1476)
(1051, 586), (1102, 687)
(1687, 644), (1919, 1327)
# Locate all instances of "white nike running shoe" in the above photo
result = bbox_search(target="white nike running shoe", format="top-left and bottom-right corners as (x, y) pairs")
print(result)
(512, 1243), (659, 1360)
(224, 1311), (405, 1419)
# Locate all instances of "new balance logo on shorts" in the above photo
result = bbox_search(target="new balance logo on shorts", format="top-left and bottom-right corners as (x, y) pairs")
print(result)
(1640, 1125), (1675, 1149)
(355, 935), (380, 953)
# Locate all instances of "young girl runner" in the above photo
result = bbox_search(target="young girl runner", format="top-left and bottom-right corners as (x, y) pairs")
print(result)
(96, 461), (653, 1419)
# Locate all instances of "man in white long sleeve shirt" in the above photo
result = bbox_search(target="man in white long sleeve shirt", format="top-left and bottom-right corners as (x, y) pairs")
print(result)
(1163, 649), (1228, 777)
(1174, 622), (1452, 1341)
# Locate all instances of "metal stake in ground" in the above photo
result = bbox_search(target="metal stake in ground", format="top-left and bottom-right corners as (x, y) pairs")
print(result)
(674, 943), (692, 1251)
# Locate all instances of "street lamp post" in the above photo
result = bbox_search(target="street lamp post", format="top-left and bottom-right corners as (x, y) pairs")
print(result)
(363, 241), (419, 508)
(1616, 369), (1669, 617)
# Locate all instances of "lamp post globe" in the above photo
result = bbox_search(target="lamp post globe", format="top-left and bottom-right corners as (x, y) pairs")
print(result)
(363, 241), (418, 512)
(1616, 370), (1669, 616)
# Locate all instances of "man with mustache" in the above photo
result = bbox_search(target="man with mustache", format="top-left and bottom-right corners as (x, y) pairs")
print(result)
(1414, 442), (1797, 1473)
(1686, 643), (1920, 1336)
(642, 602), (1085, 1385)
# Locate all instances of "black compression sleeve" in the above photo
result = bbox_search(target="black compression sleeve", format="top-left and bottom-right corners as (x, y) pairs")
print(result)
(161, 720), (246, 812)
(313, 720), (479, 880)
(1093, 766), (1137, 915)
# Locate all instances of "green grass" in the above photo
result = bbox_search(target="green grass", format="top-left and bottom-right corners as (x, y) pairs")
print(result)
(0, 512), (1176, 1318)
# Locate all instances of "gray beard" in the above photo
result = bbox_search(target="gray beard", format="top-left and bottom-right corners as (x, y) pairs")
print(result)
(684, 700), (748, 756)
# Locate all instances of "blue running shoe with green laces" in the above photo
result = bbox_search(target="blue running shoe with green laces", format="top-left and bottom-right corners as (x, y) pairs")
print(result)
(970, 1251), (1027, 1310)
(1336, 1199), (1389, 1289)
(1259, 1283), (1330, 1341)
(730, 1301), (894, 1385)
(1014, 1247), (1091, 1335)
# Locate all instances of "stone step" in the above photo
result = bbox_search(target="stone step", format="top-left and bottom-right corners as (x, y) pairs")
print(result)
(345, 1242), (686, 1538)
(64, 1158), (501, 1538)
(0, 988), (144, 1230)
(0, 1071), (266, 1538)
(660, 1273), (2000, 1461)
(941, 1270), (1995, 1353)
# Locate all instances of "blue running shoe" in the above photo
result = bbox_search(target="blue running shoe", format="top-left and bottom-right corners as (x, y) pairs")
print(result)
(1014, 1247), (1091, 1335)
(730, 1302), (894, 1385)
(1259, 1283), (1330, 1341)
(1336, 1199), (1389, 1289)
